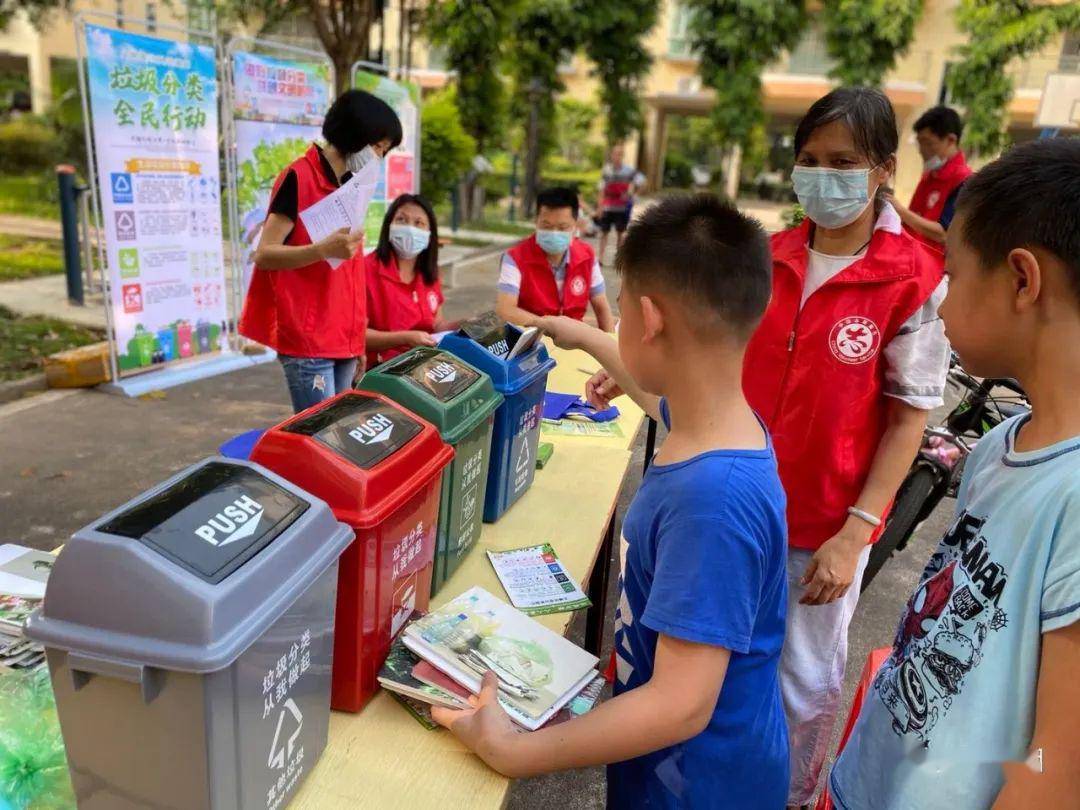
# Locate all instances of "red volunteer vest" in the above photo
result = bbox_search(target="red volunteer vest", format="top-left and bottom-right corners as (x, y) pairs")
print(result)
(508, 235), (594, 321)
(238, 145), (366, 359)
(743, 220), (944, 551)
(909, 150), (972, 223)
(364, 250), (444, 366)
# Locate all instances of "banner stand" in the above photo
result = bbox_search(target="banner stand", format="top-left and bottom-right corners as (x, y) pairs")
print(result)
(75, 11), (261, 398)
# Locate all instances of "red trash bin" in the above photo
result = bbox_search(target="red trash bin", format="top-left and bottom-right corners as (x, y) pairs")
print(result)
(251, 390), (454, 712)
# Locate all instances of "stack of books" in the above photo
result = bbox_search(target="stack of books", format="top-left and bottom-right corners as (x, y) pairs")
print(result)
(379, 586), (603, 731)
(0, 545), (55, 672)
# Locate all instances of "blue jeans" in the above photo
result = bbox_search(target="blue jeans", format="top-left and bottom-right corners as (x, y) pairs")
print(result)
(279, 355), (359, 413)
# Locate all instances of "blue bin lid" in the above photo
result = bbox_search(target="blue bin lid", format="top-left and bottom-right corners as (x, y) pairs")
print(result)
(219, 428), (266, 461)
(439, 330), (556, 396)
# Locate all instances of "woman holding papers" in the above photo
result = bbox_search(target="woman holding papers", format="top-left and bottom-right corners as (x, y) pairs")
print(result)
(363, 195), (460, 367)
(239, 89), (402, 412)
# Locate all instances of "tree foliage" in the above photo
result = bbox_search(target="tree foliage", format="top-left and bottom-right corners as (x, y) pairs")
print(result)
(424, 1), (521, 154)
(555, 97), (597, 163)
(236, 136), (310, 212)
(949, 0), (1080, 156)
(685, 0), (807, 151)
(821, 0), (924, 87)
(419, 88), (477, 205)
(0, 0), (67, 32)
(573, 0), (660, 145)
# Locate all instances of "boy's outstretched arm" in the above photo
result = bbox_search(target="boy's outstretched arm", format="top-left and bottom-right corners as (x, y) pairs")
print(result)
(432, 634), (730, 778)
(538, 315), (662, 422)
(993, 620), (1080, 808)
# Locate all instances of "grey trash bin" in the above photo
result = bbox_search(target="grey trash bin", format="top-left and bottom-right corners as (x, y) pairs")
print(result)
(24, 457), (354, 810)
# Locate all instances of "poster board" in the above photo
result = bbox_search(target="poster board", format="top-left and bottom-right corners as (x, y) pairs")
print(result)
(351, 66), (421, 248)
(225, 43), (334, 316)
(81, 22), (229, 377)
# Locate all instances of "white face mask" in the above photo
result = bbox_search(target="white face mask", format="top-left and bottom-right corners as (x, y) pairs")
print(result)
(923, 154), (946, 172)
(346, 145), (380, 175)
(389, 224), (430, 259)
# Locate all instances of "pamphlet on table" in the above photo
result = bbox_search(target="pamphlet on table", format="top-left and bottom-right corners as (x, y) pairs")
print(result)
(487, 544), (591, 616)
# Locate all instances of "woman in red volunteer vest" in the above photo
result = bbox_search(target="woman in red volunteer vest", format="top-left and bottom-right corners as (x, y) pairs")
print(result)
(364, 194), (459, 366)
(238, 89), (402, 412)
(495, 186), (616, 332)
(742, 88), (950, 807)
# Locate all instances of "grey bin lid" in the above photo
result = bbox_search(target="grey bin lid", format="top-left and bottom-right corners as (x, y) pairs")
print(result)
(24, 457), (354, 674)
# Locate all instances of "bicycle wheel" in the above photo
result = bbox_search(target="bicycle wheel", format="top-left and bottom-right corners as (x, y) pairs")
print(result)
(861, 466), (940, 594)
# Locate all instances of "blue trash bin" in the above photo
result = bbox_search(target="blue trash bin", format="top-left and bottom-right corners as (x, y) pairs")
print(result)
(439, 326), (556, 522)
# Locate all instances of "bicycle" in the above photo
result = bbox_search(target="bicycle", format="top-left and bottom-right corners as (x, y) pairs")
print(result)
(860, 356), (1030, 592)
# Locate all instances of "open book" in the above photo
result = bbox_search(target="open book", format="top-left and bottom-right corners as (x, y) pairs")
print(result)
(402, 586), (599, 730)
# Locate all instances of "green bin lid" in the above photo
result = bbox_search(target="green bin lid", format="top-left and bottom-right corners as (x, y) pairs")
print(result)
(361, 348), (503, 444)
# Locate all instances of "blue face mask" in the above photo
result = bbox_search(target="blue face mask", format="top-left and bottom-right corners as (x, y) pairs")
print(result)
(536, 229), (572, 256)
(791, 166), (876, 230)
(389, 224), (430, 259)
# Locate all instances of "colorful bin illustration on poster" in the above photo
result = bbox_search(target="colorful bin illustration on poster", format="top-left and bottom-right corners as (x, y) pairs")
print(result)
(351, 68), (420, 248)
(84, 24), (229, 375)
(231, 50), (332, 296)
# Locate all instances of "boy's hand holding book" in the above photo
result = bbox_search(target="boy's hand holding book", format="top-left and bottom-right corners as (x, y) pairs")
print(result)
(431, 670), (525, 776)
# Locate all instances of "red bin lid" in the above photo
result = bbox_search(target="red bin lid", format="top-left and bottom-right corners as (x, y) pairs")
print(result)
(250, 391), (454, 529)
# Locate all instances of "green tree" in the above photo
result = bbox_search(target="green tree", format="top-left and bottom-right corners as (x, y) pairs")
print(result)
(424, 1), (521, 154)
(505, 0), (582, 214)
(574, 0), (660, 145)
(949, 0), (1080, 156)
(0, 0), (68, 31)
(236, 136), (311, 212)
(419, 88), (477, 206)
(685, 0), (807, 152)
(555, 98), (598, 164)
(821, 0), (924, 87)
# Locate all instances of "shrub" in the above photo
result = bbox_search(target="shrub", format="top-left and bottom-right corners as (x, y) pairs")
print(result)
(420, 89), (476, 207)
(0, 118), (60, 176)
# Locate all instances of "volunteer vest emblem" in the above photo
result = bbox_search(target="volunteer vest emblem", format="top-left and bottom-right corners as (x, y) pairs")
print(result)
(427, 290), (439, 313)
(569, 276), (587, 297)
(348, 413), (394, 444)
(194, 494), (263, 547)
(927, 190), (941, 209)
(829, 316), (880, 364)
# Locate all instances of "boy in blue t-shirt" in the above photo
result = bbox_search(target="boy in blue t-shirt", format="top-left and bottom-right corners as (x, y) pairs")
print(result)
(829, 140), (1080, 808)
(431, 194), (790, 808)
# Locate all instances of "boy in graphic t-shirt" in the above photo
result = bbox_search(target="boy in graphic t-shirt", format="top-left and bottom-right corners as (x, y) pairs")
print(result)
(829, 139), (1080, 809)
(432, 194), (790, 809)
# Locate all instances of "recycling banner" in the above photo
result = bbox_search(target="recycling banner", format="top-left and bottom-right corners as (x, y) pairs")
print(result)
(351, 68), (420, 247)
(231, 49), (332, 295)
(85, 24), (228, 374)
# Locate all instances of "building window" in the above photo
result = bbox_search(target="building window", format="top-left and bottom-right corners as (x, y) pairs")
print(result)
(1060, 32), (1080, 73)
(145, 1), (156, 32)
(668, 2), (696, 58)
(426, 43), (448, 72)
(116, 0), (124, 28)
(785, 24), (835, 77)
(939, 62), (956, 105)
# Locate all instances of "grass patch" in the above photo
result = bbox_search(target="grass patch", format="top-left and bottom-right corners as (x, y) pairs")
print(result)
(0, 174), (60, 220)
(464, 219), (533, 237)
(0, 304), (103, 381)
(0, 234), (64, 281)
(446, 236), (491, 248)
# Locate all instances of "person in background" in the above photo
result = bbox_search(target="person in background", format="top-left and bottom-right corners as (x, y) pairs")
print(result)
(437, 195), (790, 809)
(364, 194), (459, 367)
(828, 137), (1080, 810)
(495, 186), (615, 332)
(596, 144), (646, 264)
(887, 105), (972, 245)
(239, 89), (401, 412)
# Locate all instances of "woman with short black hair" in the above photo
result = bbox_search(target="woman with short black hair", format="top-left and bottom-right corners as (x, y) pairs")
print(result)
(239, 89), (402, 412)
(364, 194), (460, 367)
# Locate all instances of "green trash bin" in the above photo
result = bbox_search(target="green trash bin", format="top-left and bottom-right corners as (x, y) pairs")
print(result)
(361, 347), (503, 596)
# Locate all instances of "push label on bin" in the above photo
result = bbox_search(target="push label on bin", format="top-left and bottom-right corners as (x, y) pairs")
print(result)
(285, 393), (422, 469)
(385, 348), (479, 402)
(97, 462), (308, 584)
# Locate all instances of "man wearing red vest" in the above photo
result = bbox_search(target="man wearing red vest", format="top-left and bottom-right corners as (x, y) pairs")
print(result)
(887, 105), (972, 246)
(496, 186), (616, 332)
